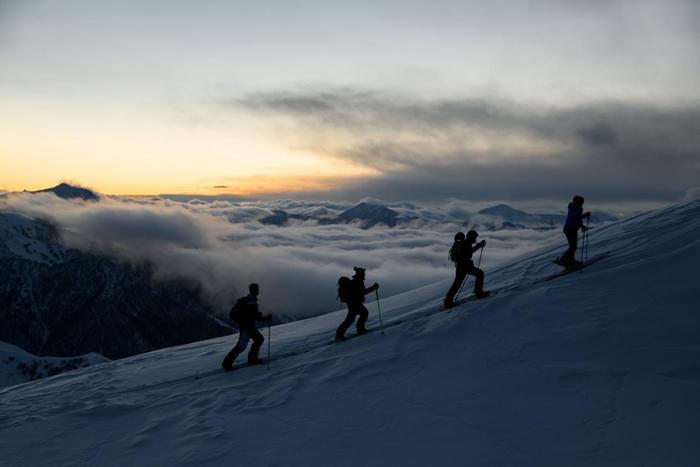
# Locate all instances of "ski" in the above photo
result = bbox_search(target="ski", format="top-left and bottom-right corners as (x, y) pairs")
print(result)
(195, 359), (270, 380)
(543, 252), (610, 282)
(331, 329), (374, 344)
(447, 291), (496, 311)
(446, 253), (611, 311)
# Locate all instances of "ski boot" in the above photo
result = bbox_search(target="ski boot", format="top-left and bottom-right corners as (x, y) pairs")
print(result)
(474, 290), (491, 299)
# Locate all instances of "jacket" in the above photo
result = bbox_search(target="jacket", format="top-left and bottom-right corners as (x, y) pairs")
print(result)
(233, 294), (264, 328)
(564, 202), (584, 232)
(348, 277), (374, 305)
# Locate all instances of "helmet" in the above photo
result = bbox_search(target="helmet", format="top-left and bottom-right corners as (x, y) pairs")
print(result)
(454, 232), (465, 241)
(573, 195), (584, 205)
(466, 230), (478, 240)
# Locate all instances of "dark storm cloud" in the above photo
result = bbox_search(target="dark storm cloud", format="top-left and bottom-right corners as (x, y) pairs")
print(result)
(235, 89), (528, 136)
(231, 89), (700, 202)
(323, 163), (690, 203)
(579, 124), (618, 146)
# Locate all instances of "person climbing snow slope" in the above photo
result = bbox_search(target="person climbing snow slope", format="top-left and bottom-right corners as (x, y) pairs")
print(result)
(222, 283), (272, 371)
(335, 267), (379, 342)
(558, 195), (591, 270)
(444, 230), (489, 309)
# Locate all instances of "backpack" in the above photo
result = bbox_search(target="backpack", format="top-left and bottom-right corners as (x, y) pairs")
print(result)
(337, 276), (352, 303)
(449, 240), (463, 262)
(229, 296), (248, 322)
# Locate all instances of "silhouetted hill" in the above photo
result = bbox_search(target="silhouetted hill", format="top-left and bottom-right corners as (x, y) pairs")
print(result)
(33, 183), (99, 201)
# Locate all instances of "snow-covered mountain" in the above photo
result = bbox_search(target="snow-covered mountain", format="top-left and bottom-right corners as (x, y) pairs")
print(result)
(0, 341), (108, 388)
(478, 203), (543, 224)
(335, 201), (403, 228)
(256, 201), (618, 230)
(1, 200), (698, 466)
(258, 202), (406, 228)
(0, 212), (231, 359)
(477, 203), (618, 229)
(259, 209), (292, 226)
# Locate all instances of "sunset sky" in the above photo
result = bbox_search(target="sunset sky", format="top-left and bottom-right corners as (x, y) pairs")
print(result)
(1, 0), (698, 202)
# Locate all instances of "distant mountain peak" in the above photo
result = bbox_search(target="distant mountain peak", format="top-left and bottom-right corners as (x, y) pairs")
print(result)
(477, 203), (617, 228)
(478, 204), (527, 216)
(259, 209), (290, 226)
(33, 183), (99, 201)
(337, 202), (400, 228)
(478, 204), (535, 224)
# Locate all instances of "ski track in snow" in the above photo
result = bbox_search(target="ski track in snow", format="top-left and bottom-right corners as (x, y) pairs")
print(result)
(1, 201), (700, 466)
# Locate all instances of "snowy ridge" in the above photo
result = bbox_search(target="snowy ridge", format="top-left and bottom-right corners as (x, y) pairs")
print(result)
(0, 212), (64, 264)
(1, 201), (698, 466)
(0, 341), (108, 388)
(0, 212), (230, 359)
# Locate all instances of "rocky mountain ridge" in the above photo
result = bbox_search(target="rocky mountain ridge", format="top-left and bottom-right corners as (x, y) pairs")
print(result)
(0, 211), (231, 360)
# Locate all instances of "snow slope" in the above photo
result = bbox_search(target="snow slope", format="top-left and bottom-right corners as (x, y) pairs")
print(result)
(1, 200), (699, 466)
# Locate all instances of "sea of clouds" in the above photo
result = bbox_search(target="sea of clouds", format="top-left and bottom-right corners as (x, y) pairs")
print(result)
(1, 192), (568, 320)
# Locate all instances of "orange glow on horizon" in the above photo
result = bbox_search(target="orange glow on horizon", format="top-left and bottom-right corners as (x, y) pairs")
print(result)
(0, 99), (378, 197)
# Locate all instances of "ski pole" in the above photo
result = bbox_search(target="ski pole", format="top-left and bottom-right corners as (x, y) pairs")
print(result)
(582, 216), (590, 262)
(267, 321), (271, 370)
(375, 289), (384, 334)
(585, 217), (590, 261)
(455, 271), (470, 302)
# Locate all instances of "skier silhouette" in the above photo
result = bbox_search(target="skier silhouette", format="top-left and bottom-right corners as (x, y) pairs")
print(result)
(444, 230), (489, 309)
(558, 195), (591, 270)
(222, 283), (272, 371)
(335, 267), (379, 341)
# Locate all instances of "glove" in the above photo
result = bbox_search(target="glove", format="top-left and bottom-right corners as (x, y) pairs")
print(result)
(480, 240), (486, 247)
(263, 315), (272, 322)
(584, 211), (591, 218)
(373, 282), (379, 290)
(581, 225), (588, 232)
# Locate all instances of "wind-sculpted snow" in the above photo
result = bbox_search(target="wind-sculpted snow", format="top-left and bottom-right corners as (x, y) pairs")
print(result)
(0, 200), (698, 466)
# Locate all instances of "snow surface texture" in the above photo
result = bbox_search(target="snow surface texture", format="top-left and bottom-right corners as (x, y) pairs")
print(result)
(0, 342), (108, 388)
(0, 212), (64, 264)
(1, 200), (698, 466)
